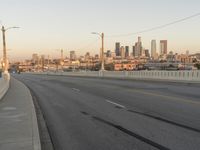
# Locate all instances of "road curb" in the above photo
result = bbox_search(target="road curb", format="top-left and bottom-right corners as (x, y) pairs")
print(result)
(14, 78), (41, 150)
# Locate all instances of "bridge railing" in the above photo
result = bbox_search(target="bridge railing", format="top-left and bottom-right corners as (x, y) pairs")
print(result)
(30, 70), (200, 82)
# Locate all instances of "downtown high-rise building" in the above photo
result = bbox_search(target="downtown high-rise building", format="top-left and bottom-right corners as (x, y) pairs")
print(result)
(125, 46), (129, 58)
(115, 42), (121, 56)
(32, 53), (38, 63)
(144, 49), (150, 57)
(160, 40), (167, 55)
(70, 51), (76, 61)
(132, 46), (136, 57)
(120, 46), (125, 59)
(106, 50), (112, 57)
(151, 40), (157, 59)
(134, 37), (142, 57)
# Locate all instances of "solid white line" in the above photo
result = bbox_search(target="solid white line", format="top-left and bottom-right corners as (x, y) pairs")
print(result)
(106, 100), (126, 108)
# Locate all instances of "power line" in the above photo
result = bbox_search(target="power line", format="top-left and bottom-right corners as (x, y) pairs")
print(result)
(77, 37), (99, 51)
(106, 12), (200, 38)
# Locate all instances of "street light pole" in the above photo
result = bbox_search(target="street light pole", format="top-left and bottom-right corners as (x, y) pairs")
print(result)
(1, 26), (19, 73)
(60, 49), (64, 71)
(101, 33), (105, 71)
(2, 26), (7, 72)
(92, 32), (105, 71)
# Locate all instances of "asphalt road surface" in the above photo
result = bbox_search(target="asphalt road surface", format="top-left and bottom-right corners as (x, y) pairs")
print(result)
(13, 73), (200, 150)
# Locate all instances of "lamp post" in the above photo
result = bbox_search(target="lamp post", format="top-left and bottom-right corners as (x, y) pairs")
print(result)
(92, 32), (105, 71)
(60, 49), (64, 71)
(1, 26), (19, 73)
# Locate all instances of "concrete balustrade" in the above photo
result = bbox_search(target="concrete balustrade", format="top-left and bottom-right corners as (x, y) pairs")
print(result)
(30, 70), (200, 82)
(0, 72), (10, 100)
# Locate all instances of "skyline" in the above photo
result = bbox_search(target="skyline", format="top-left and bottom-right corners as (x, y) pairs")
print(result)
(0, 0), (200, 61)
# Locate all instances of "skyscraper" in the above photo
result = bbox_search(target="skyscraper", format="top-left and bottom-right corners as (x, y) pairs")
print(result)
(115, 42), (120, 56)
(135, 37), (142, 57)
(120, 46), (125, 59)
(160, 40), (167, 55)
(125, 46), (129, 58)
(106, 50), (112, 57)
(151, 40), (157, 59)
(32, 53), (38, 63)
(70, 51), (76, 61)
(132, 46), (136, 57)
(144, 49), (150, 57)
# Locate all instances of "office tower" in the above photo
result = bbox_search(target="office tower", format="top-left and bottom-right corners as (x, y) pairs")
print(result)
(135, 43), (138, 57)
(32, 53), (38, 63)
(40, 55), (45, 67)
(132, 46), (136, 57)
(70, 51), (76, 61)
(115, 42), (120, 56)
(141, 48), (146, 57)
(144, 49), (150, 57)
(125, 46), (129, 58)
(160, 40), (167, 55)
(138, 36), (141, 43)
(138, 37), (142, 56)
(134, 37), (142, 57)
(120, 46), (125, 59)
(106, 50), (112, 57)
(151, 40), (157, 59)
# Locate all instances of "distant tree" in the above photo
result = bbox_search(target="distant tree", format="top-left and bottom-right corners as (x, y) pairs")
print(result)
(169, 64), (174, 68)
(194, 63), (200, 70)
(193, 59), (197, 63)
(105, 63), (114, 71)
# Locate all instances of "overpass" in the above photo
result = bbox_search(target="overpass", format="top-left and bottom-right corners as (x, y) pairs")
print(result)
(1, 70), (200, 150)
(14, 71), (200, 150)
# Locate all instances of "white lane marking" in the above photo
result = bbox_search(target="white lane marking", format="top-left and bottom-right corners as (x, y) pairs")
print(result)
(106, 100), (126, 108)
(2, 107), (17, 111)
(72, 88), (80, 92)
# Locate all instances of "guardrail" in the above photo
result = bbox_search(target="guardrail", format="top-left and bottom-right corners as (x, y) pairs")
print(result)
(30, 70), (200, 82)
(0, 72), (10, 100)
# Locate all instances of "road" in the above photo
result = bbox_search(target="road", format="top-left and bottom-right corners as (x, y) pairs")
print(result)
(13, 73), (200, 150)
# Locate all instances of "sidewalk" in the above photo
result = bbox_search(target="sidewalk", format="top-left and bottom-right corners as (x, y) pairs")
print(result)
(0, 77), (41, 150)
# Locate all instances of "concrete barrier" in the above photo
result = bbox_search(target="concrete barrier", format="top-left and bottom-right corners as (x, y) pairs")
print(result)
(29, 70), (200, 82)
(0, 72), (10, 100)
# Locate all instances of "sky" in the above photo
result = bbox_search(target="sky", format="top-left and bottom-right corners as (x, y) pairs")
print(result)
(0, 0), (200, 61)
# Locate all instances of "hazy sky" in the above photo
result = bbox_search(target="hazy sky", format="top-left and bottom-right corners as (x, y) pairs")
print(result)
(0, 0), (200, 61)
